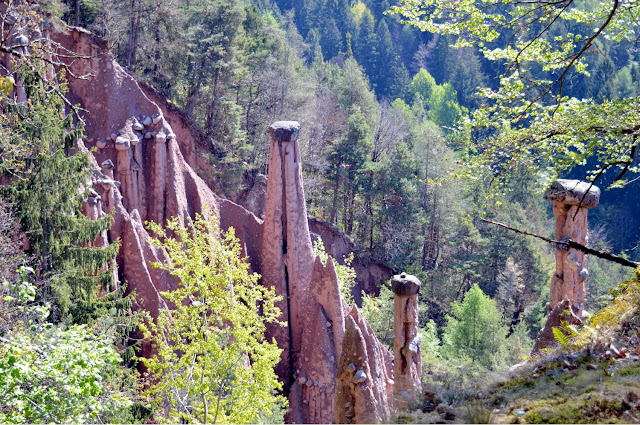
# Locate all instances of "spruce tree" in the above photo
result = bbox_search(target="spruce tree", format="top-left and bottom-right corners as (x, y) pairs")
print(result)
(306, 28), (324, 63)
(387, 54), (410, 101)
(321, 18), (343, 60)
(354, 12), (378, 78)
(3, 72), (122, 324)
(374, 18), (394, 98)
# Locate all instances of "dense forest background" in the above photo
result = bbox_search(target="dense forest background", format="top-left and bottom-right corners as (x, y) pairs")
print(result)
(60, 0), (639, 347)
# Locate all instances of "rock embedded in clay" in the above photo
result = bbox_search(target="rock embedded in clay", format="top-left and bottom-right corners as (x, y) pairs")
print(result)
(12, 33), (29, 47)
(101, 159), (114, 170)
(96, 140), (107, 149)
(155, 132), (167, 143)
(142, 116), (152, 126)
(268, 120), (300, 142)
(96, 178), (120, 190)
(352, 370), (367, 384)
(115, 136), (130, 151)
(133, 122), (144, 131)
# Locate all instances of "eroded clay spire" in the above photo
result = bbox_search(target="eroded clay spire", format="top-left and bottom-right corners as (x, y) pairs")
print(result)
(533, 179), (600, 352)
(544, 179), (600, 316)
(262, 121), (315, 391)
(392, 272), (422, 408)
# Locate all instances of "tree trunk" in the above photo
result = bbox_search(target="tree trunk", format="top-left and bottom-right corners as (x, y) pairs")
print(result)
(75, 0), (80, 26)
(131, 0), (142, 67)
(347, 183), (355, 234)
(205, 68), (221, 141)
(126, 0), (136, 68)
(152, 25), (161, 86)
(330, 177), (340, 225)
(422, 190), (440, 271)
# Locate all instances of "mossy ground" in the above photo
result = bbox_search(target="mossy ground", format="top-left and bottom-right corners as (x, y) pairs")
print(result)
(399, 356), (640, 423)
(488, 357), (640, 423)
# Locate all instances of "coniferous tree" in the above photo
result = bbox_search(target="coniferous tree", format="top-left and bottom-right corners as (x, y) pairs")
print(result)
(327, 107), (373, 227)
(443, 284), (508, 368)
(321, 18), (343, 60)
(374, 18), (394, 97)
(447, 49), (486, 109)
(387, 54), (410, 101)
(3, 73), (122, 324)
(324, 0), (354, 41)
(354, 11), (378, 77)
(429, 34), (453, 84)
(306, 28), (323, 63)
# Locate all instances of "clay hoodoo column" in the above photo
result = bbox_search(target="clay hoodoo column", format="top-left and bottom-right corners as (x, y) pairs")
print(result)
(262, 121), (315, 389)
(392, 272), (422, 407)
(544, 179), (600, 316)
(262, 121), (394, 423)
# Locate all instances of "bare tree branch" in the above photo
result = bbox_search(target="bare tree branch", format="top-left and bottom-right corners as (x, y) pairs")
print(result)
(479, 216), (640, 268)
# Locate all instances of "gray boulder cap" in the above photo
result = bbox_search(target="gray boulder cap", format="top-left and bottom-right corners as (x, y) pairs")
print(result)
(544, 179), (600, 208)
(391, 273), (421, 296)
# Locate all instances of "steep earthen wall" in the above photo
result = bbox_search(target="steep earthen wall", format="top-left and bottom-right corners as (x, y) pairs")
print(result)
(51, 27), (265, 359)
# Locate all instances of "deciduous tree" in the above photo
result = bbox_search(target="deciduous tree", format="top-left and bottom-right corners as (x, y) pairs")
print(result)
(141, 210), (286, 424)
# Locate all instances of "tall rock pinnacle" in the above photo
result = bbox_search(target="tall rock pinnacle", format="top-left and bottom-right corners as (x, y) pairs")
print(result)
(544, 179), (600, 316)
(261, 121), (394, 423)
(262, 121), (316, 391)
(533, 179), (600, 352)
(392, 273), (422, 407)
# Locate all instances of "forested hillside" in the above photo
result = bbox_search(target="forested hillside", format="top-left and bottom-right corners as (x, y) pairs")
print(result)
(1, 0), (640, 421)
(63, 0), (639, 334)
